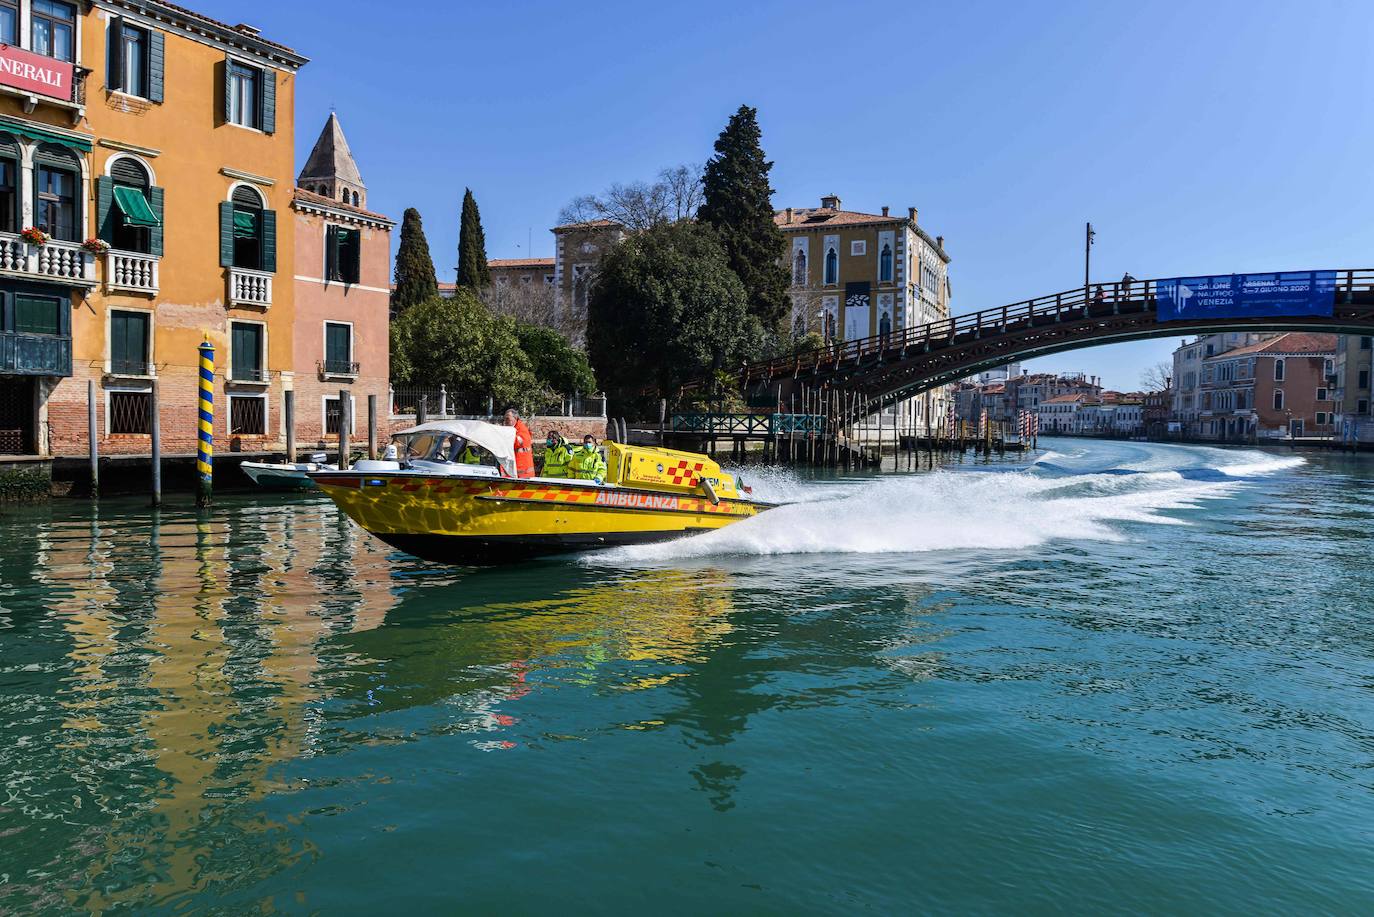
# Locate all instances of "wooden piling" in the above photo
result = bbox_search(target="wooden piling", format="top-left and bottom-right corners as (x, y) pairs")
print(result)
(150, 380), (161, 506)
(367, 394), (378, 460)
(87, 379), (98, 498)
(338, 389), (351, 470)
(284, 390), (295, 464)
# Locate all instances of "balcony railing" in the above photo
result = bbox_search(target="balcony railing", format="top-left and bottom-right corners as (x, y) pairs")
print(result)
(106, 250), (159, 294)
(107, 358), (153, 378)
(0, 330), (71, 376)
(228, 267), (272, 308)
(318, 359), (360, 378)
(229, 366), (269, 384)
(0, 233), (95, 284)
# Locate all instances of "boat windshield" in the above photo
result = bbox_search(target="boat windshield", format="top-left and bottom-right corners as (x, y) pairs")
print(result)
(395, 432), (491, 466)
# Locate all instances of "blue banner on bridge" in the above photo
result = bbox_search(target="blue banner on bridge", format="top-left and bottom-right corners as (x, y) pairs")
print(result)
(1155, 271), (1337, 322)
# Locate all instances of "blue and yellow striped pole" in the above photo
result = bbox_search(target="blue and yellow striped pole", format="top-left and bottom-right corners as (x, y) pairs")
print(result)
(196, 337), (214, 506)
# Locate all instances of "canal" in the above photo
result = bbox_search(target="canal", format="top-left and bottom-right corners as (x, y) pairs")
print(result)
(2, 439), (1373, 913)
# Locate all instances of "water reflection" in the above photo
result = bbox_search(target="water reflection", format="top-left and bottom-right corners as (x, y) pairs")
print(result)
(0, 496), (810, 910)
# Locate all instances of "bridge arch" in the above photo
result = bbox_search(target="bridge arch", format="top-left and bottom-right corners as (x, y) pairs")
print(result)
(742, 269), (1374, 406)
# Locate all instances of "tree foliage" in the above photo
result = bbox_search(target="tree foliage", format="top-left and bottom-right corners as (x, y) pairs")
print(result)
(391, 207), (438, 314)
(697, 104), (790, 331)
(587, 221), (756, 410)
(559, 164), (703, 231)
(516, 322), (597, 396)
(456, 188), (490, 288)
(390, 291), (543, 410)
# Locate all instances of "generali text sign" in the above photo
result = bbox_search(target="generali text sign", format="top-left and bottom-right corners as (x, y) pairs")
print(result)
(0, 44), (71, 100)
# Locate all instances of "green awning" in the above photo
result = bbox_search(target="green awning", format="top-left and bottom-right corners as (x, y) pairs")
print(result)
(232, 210), (257, 239)
(112, 186), (160, 228)
(0, 118), (92, 152)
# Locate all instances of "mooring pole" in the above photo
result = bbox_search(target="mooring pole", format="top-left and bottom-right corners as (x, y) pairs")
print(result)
(87, 378), (98, 498)
(196, 337), (214, 507)
(338, 388), (351, 470)
(284, 389), (296, 463)
(150, 379), (161, 507)
(367, 393), (377, 460)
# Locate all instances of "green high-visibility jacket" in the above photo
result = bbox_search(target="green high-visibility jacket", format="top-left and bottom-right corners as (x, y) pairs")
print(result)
(570, 445), (606, 481)
(542, 443), (574, 477)
(457, 446), (482, 464)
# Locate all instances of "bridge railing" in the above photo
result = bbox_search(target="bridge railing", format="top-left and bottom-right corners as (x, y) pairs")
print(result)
(744, 268), (1374, 382)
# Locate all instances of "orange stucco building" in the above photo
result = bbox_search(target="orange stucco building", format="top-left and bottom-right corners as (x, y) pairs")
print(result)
(0, 1), (376, 473)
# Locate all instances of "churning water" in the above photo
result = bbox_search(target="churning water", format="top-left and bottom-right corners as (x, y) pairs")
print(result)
(2, 438), (1373, 913)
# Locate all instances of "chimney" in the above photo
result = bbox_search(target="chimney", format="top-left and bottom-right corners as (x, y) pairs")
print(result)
(908, 207), (917, 223)
(820, 194), (841, 211)
(936, 235), (945, 249)
(881, 205), (889, 217)
(234, 22), (261, 35)
(785, 207), (793, 224)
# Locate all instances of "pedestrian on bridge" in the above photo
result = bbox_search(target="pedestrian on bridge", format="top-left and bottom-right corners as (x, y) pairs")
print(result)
(1122, 272), (1136, 299)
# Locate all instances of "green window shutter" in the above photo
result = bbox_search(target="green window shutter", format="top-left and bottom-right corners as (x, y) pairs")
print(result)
(325, 225), (339, 281)
(260, 67), (276, 134)
(148, 186), (164, 256)
(218, 201), (234, 267)
(343, 229), (361, 284)
(107, 17), (124, 92)
(111, 311), (128, 365)
(112, 311), (147, 367)
(95, 175), (115, 243)
(148, 30), (164, 103)
(218, 56), (230, 125)
(260, 208), (276, 272)
(326, 323), (350, 364)
(15, 296), (60, 335)
(0, 292), (11, 333)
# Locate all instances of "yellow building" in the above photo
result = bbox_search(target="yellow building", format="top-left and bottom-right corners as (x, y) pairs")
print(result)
(0, 0), (306, 459)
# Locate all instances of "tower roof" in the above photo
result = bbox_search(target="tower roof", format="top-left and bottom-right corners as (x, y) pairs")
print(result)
(298, 112), (363, 187)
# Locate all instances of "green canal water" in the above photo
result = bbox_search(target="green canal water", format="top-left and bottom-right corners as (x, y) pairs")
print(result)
(2, 439), (1373, 913)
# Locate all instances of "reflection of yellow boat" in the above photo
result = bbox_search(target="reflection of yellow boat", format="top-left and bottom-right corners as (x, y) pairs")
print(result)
(310, 420), (774, 563)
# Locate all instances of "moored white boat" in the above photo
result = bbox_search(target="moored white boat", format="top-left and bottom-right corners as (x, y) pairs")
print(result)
(242, 453), (336, 490)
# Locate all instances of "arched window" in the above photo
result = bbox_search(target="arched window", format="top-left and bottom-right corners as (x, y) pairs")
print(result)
(0, 133), (17, 234)
(231, 184), (266, 270)
(792, 248), (806, 285)
(109, 156), (155, 254)
(824, 246), (838, 285)
(1273, 389), (1284, 411)
(341, 187), (348, 203)
(34, 143), (79, 242)
(1273, 358), (1285, 382)
(351, 191), (359, 207)
(879, 242), (893, 282)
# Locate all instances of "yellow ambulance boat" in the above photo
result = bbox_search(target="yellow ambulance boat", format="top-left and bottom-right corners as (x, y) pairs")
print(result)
(309, 419), (774, 563)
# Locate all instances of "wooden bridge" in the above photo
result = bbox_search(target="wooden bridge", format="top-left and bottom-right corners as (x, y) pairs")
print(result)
(741, 269), (1374, 405)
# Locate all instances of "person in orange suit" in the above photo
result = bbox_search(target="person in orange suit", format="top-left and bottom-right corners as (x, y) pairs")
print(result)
(504, 408), (536, 478)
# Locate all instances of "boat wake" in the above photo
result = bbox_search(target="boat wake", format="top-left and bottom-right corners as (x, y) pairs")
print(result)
(589, 444), (1302, 564)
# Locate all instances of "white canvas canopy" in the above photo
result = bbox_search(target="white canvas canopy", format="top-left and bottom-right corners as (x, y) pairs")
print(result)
(396, 419), (519, 476)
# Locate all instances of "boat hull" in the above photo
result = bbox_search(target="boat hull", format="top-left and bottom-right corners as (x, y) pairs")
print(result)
(310, 471), (771, 564)
(241, 462), (322, 490)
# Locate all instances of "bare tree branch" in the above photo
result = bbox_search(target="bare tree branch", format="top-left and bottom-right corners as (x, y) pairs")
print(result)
(558, 164), (703, 231)
(1140, 360), (1173, 392)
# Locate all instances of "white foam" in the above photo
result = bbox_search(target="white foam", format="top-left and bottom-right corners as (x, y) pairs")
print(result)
(592, 462), (1237, 565)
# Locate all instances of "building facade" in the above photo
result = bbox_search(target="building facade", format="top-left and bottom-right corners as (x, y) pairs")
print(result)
(291, 114), (393, 451)
(1332, 333), (1373, 444)
(1169, 332), (1279, 438)
(0, 1), (309, 461)
(1198, 332), (1336, 440)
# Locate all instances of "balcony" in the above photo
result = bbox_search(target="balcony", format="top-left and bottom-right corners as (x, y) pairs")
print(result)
(0, 233), (95, 285)
(228, 267), (272, 308)
(106, 358), (154, 380)
(105, 251), (159, 295)
(228, 366), (269, 386)
(318, 359), (360, 380)
(0, 330), (71, 376)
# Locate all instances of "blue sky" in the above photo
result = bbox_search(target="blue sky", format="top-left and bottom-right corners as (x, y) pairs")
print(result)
(199, 0), (1374, 390)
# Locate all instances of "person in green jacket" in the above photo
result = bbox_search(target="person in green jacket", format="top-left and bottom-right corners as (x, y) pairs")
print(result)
(541, 431), (574, 478)
(570, 435), (607, 483)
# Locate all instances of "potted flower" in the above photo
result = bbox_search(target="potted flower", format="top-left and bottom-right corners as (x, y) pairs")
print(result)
(19, 227), (49, 247)
(82, 238), (110, 256)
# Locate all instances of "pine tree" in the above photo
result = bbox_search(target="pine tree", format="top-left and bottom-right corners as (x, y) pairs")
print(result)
(697, 104), (789, 330)
(391, 207), (438, 314)
(456, 187), (491, 288)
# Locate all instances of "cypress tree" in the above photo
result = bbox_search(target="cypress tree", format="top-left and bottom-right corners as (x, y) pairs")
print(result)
(391, 207), (438, 314)
(456, 187), (491, 288)
(697, 104), (790, 330)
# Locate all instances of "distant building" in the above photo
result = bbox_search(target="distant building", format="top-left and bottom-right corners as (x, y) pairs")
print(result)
(1170, 332), (1279, 437)
(1333, 334), (1373, 444)
(1038, 393), (1091, 433)
(1199, 332), (1336, 440)
(490, 258), (555, 288)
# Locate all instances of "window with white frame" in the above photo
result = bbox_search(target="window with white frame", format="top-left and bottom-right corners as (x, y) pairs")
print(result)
(323, 321), (354, 376)
(823, 246), (838, 285)
(850, 240), (866, 256)
(324, 394), (356, 435)
(1273, 358), (1285, 382)
(1317, 387), (1328, 401)
(1273, 389), (1284, 410)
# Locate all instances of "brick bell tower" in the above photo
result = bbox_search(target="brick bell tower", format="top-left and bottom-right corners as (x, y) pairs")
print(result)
(298, 112), (366, 208)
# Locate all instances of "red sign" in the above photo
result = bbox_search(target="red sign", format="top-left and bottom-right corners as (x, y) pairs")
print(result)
(0, 44), (71, 100)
